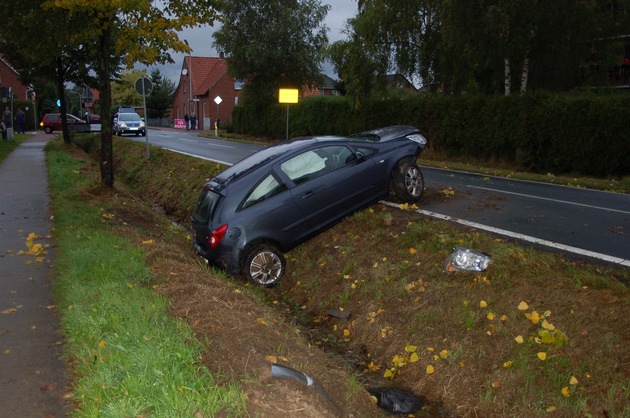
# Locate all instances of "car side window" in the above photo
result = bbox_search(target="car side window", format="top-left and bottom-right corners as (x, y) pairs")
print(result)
(242, 173), (287, 209)
(280, 146), (356, 185)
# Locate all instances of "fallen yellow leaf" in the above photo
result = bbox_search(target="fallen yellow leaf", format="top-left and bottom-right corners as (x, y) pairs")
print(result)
(561, 386), (570, 397)
(546, 406), (557, 412)
(426, 365), (435, 374)
(405, 343), (417, 352)
(537, 352), (547, 361)
(1, 308), (17, 314)
(525, 310), (540, 324)
(439, 349), (449, 359)
(409, 352), (419, 363)
(256, 318), (269, 326)
(98, 340), (106, 349)
(517, 301), (529, 311)
(479, 300), (488, 308)
(541, 319), (555, 331)
(514, 335), (524, 344)
(570, 376), (578, 385)
(503, 361), (513, 368)
(487, 312), (495, 320)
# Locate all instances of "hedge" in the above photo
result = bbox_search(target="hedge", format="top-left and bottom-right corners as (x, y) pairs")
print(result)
(232, 92), (630, 177)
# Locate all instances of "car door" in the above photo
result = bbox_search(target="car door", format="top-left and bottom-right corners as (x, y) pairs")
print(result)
(277, 144), (385, 233)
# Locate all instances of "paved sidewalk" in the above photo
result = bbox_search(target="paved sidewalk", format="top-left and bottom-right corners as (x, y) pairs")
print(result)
(0, 134), (70, 417)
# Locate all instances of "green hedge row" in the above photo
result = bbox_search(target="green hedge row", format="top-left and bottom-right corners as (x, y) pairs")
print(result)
(233, 93), (630, 177)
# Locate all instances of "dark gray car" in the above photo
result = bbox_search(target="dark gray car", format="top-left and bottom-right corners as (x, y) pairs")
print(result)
(191, 125), (427, 287)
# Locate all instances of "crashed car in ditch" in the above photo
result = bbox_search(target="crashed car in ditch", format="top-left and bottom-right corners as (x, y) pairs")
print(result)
(191, 125), (427, 287)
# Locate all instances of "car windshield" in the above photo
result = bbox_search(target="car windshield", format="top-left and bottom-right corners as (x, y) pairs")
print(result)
(119, 113), (141, 121)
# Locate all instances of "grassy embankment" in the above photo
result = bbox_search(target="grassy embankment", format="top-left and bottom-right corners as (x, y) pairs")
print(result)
(45, 140), (245, 417)
(47, 133), (630, 417)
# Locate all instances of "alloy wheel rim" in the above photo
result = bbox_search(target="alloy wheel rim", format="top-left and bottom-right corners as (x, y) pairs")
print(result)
(405, 167), (422, 197)
(250, 251), (282, 285)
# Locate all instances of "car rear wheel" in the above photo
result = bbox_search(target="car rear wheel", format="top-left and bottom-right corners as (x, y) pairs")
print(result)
(393, 161), (424, 202)
(243, 244), (285, 287)
(44, 126), (52, 134)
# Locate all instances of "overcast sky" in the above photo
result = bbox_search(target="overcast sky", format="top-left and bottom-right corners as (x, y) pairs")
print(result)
(146, 1), (357, 83)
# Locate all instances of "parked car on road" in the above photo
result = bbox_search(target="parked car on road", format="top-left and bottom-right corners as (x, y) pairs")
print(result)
(40, 113), (84, 134)
(113, 112), (146, 136)
(191, 125), (427, 287)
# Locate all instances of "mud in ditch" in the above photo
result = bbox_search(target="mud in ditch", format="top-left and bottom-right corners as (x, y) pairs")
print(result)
(270, 301), (459, 418)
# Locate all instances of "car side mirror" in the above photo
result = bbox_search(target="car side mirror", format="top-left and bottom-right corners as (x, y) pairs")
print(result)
(355, 151), (366, 162)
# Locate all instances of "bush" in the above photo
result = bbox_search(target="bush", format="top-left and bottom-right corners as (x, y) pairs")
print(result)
(232, 92), (630, 177)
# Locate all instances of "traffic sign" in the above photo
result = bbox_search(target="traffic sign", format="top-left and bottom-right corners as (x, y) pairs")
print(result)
(135, 77), (153, 95)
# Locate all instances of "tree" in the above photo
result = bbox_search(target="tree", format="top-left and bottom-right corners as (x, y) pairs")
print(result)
(146, 69), (176, 120)
(0, 0), (92, 144)
(44, 0), (220, 186)
(112, 70), (147, 113)
(213, 0), (330, 109)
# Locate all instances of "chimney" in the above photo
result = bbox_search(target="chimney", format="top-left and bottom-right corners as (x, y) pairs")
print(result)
(219, 51), (225, 60)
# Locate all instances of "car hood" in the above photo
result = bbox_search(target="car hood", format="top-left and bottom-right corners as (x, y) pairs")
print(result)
(361, 125), (421, 141)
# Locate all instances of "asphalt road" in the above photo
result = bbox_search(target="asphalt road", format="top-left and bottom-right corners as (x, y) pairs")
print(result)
(135, 128), (630, 268)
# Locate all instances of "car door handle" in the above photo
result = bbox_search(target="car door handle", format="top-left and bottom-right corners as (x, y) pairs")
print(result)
(302, 191), (315, 199)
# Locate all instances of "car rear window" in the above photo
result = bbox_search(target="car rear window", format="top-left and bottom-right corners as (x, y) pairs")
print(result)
(192, 189), (221, 223)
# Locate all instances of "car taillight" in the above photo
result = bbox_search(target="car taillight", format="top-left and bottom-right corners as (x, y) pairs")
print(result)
(209, 224), (228, 248)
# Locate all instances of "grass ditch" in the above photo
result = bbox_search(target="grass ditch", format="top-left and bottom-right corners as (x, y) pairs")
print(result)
(46, 141), (245, 417)
(62, 133), (630, 417)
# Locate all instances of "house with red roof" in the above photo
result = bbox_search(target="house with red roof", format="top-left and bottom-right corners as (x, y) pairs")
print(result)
(172, 54), (241, 130)
(0, 55), (30, 102)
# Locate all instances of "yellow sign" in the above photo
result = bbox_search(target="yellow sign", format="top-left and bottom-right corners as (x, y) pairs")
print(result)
(278, 89), (299, 104)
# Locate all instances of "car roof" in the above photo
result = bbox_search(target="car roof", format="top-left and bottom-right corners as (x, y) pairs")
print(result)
(210, 125), (420, 188)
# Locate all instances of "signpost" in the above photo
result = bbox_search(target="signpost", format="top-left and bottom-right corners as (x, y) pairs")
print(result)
(135, 77), (153, 158)
(278, 88), (298, 140)
(213, 96), (222, 136)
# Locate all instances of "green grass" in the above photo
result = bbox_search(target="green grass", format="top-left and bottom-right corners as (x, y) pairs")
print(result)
(46, 142), (245, 417)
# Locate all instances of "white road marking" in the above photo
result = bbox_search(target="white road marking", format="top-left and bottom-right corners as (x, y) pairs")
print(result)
(163, 148), (232, 166)
(469, 185), (630, 215)
(381, 201), (630, 267)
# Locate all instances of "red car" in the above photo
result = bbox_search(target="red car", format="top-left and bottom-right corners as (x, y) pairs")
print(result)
(40, 113), (84, 134)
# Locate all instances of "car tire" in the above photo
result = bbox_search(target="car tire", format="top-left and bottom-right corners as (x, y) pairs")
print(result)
(243, 244), (285, 287)
(393, 160), (424, 202)
(44, 126), (52, 134)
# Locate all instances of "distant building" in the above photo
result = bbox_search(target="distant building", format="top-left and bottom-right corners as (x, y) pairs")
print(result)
(385, 74), (418, 93)
(171, 54), (241, 130)
(302, 75), (341, 97)
(0, 55), (31, 102)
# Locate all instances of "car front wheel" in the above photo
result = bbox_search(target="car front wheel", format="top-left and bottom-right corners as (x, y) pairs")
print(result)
(243, 244), (285, 287)
(44, 126), (52, 134)
(393, 161), (424, 202)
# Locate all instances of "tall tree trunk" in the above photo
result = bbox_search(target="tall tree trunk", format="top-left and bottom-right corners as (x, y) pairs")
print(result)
(55, 58), (71, 145)
(520, 56), (529, 93)
(97, 25), (114, 187)
(504, 57), (511, 96)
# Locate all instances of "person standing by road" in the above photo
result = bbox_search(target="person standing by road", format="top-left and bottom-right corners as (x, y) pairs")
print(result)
(0, 120), (6, 140)
(184, 113), (190, 131)
(16, 108), (26, 134)
(3, 106), (11, 130)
